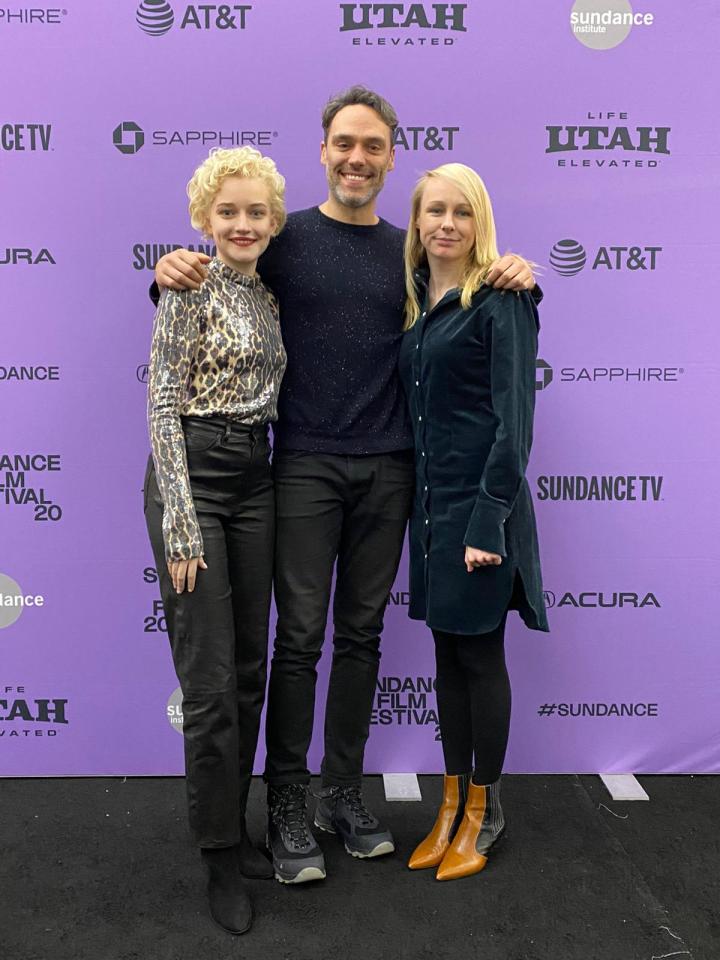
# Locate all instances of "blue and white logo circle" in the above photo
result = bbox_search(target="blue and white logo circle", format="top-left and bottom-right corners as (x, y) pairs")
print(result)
(136, 0), (174, 36)
(550, 239), (587, 276)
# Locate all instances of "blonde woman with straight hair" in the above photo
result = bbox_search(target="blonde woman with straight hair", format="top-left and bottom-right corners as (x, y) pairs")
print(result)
(144, 147), (287, 934)
(399, 163), (549, 881)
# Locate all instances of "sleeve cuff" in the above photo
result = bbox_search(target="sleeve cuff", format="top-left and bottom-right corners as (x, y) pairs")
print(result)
(463, 501), (508, 557)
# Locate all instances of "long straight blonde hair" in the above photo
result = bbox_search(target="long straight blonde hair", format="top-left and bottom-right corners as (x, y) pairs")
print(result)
(403, 163), (499, 329)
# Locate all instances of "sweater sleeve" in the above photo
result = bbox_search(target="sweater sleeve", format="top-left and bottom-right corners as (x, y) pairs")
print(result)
(147, 287), (205, 562)
(463, 291), (539, 556)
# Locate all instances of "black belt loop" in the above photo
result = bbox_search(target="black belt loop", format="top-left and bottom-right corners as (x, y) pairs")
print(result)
(223, 422), (232, 442)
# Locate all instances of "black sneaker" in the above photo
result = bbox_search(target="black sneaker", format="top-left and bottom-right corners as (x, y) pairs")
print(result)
(314, 785), (395, 859)
(266, 784), (326, 884)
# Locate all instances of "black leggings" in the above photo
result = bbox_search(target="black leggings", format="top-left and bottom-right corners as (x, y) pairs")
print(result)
(432, 615), (510, 785)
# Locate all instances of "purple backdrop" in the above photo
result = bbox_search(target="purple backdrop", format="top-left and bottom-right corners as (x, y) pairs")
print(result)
(2, 0), (719, 776)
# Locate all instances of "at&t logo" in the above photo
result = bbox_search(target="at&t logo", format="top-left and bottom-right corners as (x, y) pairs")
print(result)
(135, 1), (251, 34)
(550, 239), (661, 275)
(393, 126), (459, 151)
(113, 121), (144, 154)
(136, 0), (174, 34)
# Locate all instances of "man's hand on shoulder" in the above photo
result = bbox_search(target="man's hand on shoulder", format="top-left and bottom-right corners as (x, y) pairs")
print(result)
(156, 250), (211, 291)
(486, 254), (535, 291)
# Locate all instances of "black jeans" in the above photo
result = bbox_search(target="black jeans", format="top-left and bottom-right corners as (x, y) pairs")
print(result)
(432, 615), (511, 785)
(264, 450), (415, 787)
(144, 416), (274, 847)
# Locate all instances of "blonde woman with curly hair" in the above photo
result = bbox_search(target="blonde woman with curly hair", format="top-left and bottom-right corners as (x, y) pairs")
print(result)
(143, 147), (287, 934)
(399, 163), (549, 881)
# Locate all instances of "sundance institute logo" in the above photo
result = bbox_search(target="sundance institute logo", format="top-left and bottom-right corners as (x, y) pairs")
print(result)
(167, 686), (184, 733)
(570, 0), (654, 50)
(113, 121), (144, 154)
(136, 0), (175, 35)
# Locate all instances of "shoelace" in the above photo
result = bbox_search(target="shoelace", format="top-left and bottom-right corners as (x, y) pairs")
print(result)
(273, 786), (312, 848)
(336, 786), (375, 827)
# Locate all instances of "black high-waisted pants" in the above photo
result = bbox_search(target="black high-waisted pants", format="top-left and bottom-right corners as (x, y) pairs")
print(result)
(144, 416), (274, 848)
(432, 614), (511, 785)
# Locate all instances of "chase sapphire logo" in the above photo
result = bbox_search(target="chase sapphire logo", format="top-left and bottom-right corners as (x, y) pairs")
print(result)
(536, 360), (553, 392)
(550, 239), (586, 276)
(136, 0), (175, 35)
(113, 121), (145, 154)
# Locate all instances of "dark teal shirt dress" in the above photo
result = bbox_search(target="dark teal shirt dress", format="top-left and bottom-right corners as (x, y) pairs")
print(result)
(398, 277), (549, 636)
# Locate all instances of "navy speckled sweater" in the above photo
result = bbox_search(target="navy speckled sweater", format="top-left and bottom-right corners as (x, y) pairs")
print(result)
(257, 206), (413, 455)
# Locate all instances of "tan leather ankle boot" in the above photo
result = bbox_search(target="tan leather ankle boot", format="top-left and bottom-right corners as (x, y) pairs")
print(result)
(436, 779), (505, 881)
(407, 773), (468, 870)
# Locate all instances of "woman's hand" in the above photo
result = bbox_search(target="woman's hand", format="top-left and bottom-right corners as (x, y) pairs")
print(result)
(486, 254), (535, 291)
(168, 555), (208, 593)
(156, 250), (211, 291)
(465, 546), (502, 572)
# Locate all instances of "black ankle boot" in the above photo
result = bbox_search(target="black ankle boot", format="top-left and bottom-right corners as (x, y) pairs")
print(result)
(238, 820), (273, 879)
(200, 847), (252, 935)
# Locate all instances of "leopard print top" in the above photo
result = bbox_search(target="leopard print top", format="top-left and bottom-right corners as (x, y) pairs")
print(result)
(148, 257), (286, 561)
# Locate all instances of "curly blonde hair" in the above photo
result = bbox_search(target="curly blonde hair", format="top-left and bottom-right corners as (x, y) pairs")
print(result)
(187, 147), (286, 235)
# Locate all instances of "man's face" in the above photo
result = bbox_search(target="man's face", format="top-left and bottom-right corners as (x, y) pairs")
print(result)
(321, 104), (395, 209)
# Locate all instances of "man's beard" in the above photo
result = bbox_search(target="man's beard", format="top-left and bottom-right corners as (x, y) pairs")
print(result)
(327, 169), (385, 209)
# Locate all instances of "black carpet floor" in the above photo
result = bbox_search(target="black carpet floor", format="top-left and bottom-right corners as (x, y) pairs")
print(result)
(1, 775), (716, 960)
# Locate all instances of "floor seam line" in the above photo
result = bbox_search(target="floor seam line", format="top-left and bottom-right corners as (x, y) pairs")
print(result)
(572, 774), (696, 960)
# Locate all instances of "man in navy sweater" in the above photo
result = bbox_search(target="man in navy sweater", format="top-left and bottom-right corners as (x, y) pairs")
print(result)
(154, 86), (537, 884)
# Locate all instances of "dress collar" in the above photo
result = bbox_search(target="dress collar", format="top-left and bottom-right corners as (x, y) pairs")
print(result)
(209, 257), (262, 289)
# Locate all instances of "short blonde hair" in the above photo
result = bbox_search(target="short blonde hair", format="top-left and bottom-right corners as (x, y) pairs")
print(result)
(403, 163), (499, 329)
(187, 147), (287, 235)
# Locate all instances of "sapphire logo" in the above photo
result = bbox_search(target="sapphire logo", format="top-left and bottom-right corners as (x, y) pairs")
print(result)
(536, 359), (553, 392)
(136, 0), (174, 35)
(136, 364), (149, 384)
(113, 121), (144, 154)
(550, 239), (586, 276)
(0, 8), (68, 25)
